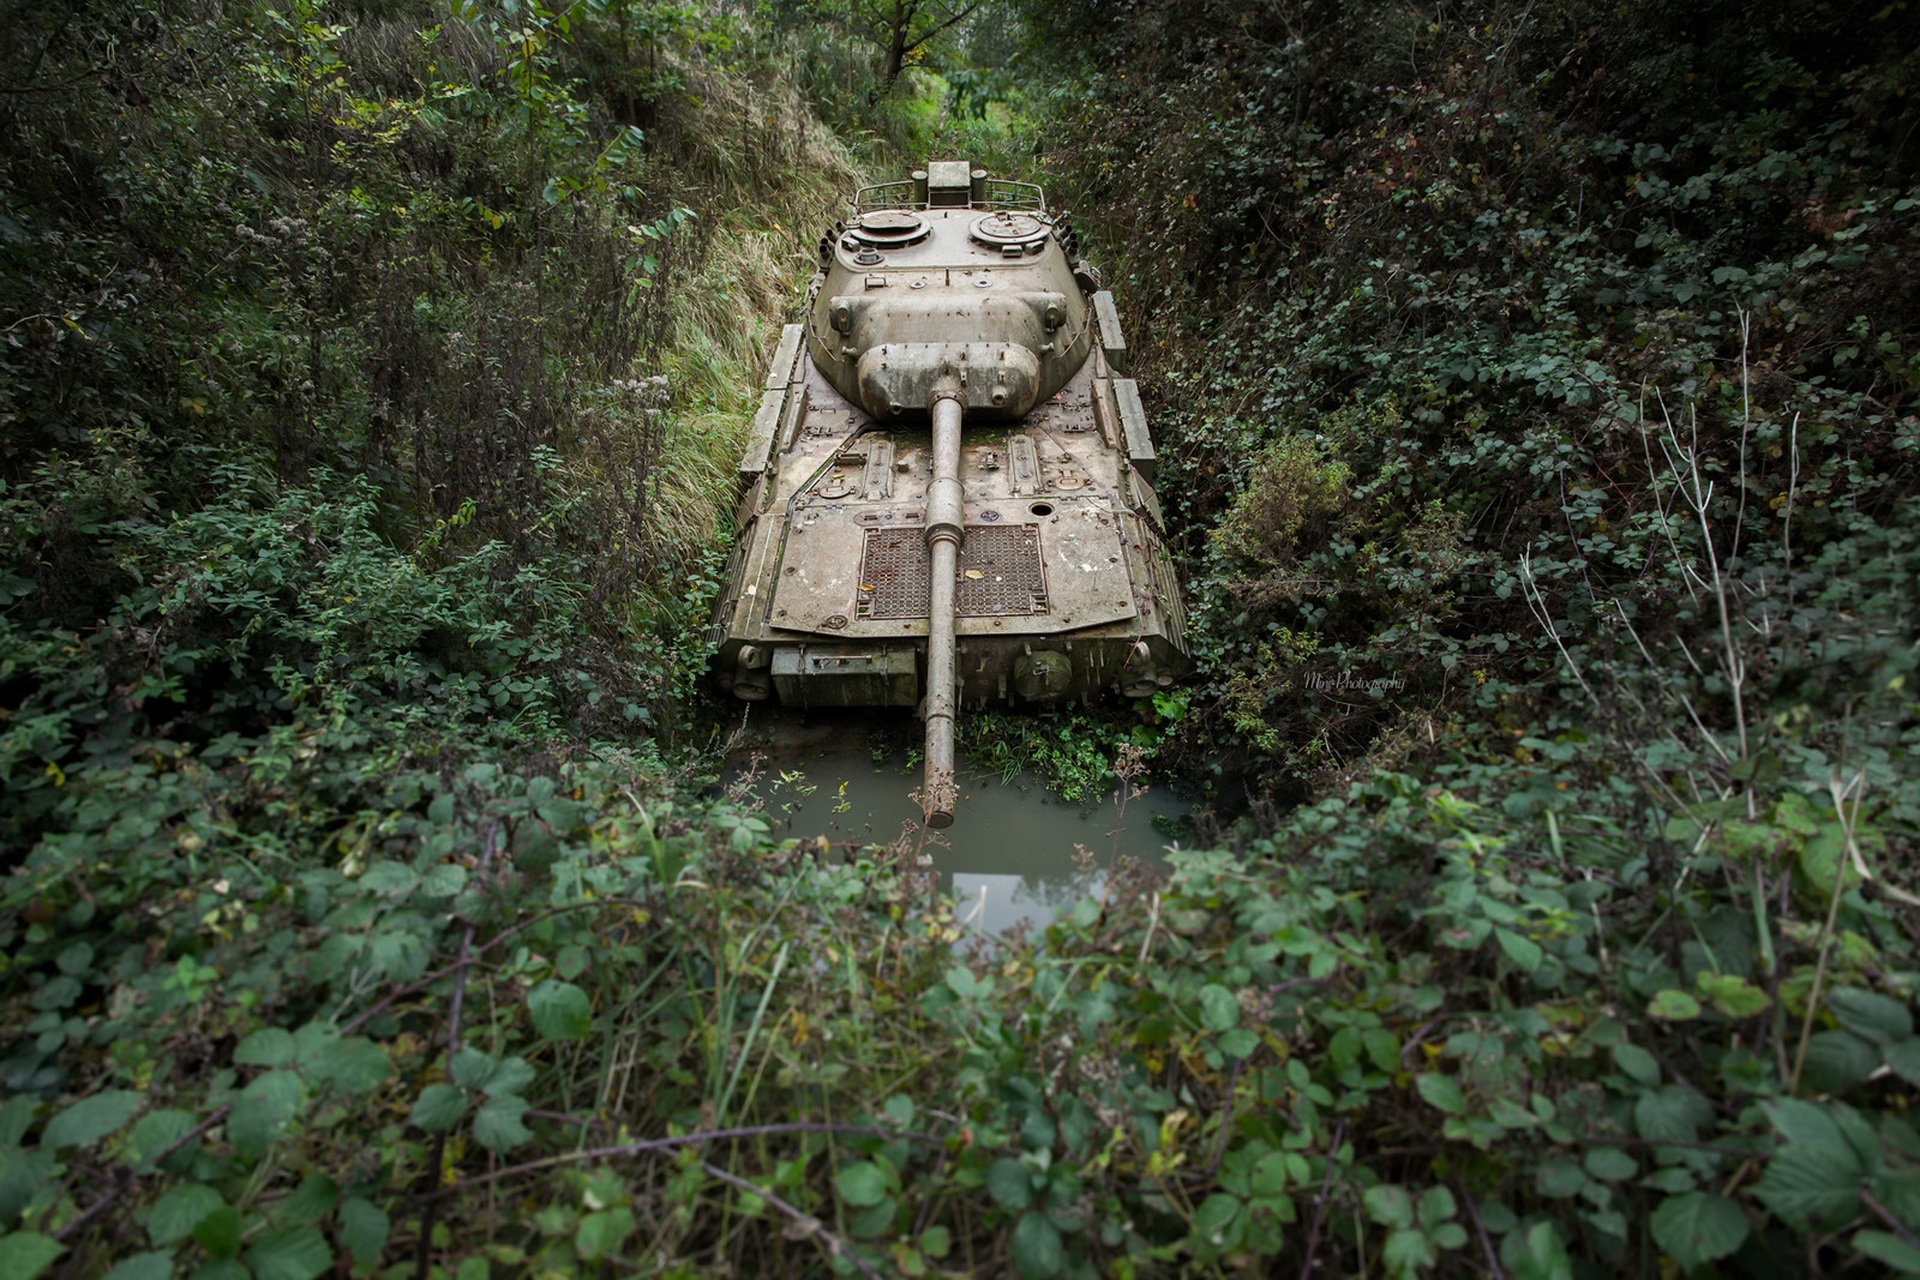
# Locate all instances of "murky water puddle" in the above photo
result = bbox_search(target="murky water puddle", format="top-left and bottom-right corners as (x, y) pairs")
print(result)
(724, 712), (1188, 939)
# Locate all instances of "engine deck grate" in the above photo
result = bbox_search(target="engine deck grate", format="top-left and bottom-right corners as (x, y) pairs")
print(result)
(859, 525), (1048, 620)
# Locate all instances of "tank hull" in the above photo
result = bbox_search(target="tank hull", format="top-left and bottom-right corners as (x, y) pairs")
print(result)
(708, 166), (1189, 734)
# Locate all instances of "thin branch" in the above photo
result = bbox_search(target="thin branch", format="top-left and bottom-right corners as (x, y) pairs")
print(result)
(429, 1123), (944, 1199)
(700, 1160), (884, 1280)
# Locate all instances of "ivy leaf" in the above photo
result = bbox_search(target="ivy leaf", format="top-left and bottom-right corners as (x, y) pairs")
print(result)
(1010, 1210), (1065, 1279)
(43, 1090), (143, 1150)
(472, 1095), (532, 1152)
(1650, 1192), (1749, 1267)
(0, 1232), (65, 1280)
(409, 1084), (467, 1133)
(529, 980), (592, 1041)
(245, 1224), (333, 1280)
(229, 1070), (306, 1160)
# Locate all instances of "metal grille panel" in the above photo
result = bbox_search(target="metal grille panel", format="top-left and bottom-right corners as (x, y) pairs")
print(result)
(859, 526), (1048, 620)
(958, 526), (1047, 615)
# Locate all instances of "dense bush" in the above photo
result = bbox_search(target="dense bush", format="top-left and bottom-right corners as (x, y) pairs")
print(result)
(5, 0), (1918, 1276)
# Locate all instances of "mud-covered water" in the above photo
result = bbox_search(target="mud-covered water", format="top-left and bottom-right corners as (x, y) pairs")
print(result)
(725, 712), (1188, 939)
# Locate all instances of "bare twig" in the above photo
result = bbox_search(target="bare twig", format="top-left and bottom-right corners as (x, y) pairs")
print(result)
(1297, 1120), (1347, 1280)
(700, 1160), (885, 1280)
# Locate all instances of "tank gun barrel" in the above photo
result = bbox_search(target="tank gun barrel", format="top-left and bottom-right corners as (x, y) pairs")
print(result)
(921, 389), (964, 828)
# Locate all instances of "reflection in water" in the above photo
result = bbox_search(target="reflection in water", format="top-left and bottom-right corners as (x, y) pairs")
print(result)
(736, 741), (1187, 938)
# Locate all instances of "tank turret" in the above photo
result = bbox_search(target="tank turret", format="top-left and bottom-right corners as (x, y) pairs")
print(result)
(709, 162), (1190, 826)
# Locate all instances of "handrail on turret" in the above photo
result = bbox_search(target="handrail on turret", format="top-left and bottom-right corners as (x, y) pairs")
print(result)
(853, 177), (1045, 215)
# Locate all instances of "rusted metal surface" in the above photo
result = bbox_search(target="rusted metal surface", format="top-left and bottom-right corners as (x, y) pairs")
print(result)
(710, 162), (1193, 817)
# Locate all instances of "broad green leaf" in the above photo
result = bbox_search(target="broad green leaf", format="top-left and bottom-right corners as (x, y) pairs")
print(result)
(1754, 1099), (1867, 1227)
(0, 1232), (65, 1280)
(1830, 988), (1914, 1045)
(986, 1158), (1034, 1210)
(1383, 1227), (1438, 1277)
(1799, 1031), (1880, 1094)
(1609, 1043), (1660, 1087)
(124, 1109), (197, 1168)
(339, 1197), (390, 1267)
(1415, 1074), (1465, 1115)
(481, 1057), (535, 1098)
(409, 1084), (467, 1132)
(246, 1224), (333, 1280)
(1634, 1086), (1714, 1143)
(1697, 972), (1770, 1019)
(1583, 1147), (1637, 1182)
(418, 862), (469, 898)
(233, 1029), (296, 1068)
(0, 1098), (33, 1147)
(229, 1070), (306, 1160)
(147, 1182), (225, 1246)
(1856, 1229), (1920, 1275)
(43, 1090), (143, 1150)
(281, 1174), (338, 1224)
(1198, 984), (1238, 1033)
(1887, 1038), (1920, 1086)
(1647, 989), (1701, 1020)
(1420, 1182), (1459, 1228)
(1650, 1192), (1749, 1267)
(101, 1252), (172, 1280)
(1010, 1210), (1064, 1279)
(472, 1095), (532, 1152)
(837, 1161), (890, 1208)
(1501, 1220), (1573, 1280)
(1219, 1028), (1260, 1060)
(303, 1034), (390, 1095)
(1364, 1184), (1414, 1230)
(1248, 1152), (1289, 1197)
(1536, 1157), (1586, 1199)
(529, 980), (592, 1041)
(450, 1045), (496, 1090)
(194, 1206), (244, 1259)
(1194, 1192), (1241, 1239)
(1495, 929), (1543, 976)
(574, 1208), (633, 1261)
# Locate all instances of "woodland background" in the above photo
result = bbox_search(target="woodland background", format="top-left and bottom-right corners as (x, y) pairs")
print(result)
(2, 0), (1918, 1275)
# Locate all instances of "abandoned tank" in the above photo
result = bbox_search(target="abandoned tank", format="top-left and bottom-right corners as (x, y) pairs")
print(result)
(708, 161), (1190, 826)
